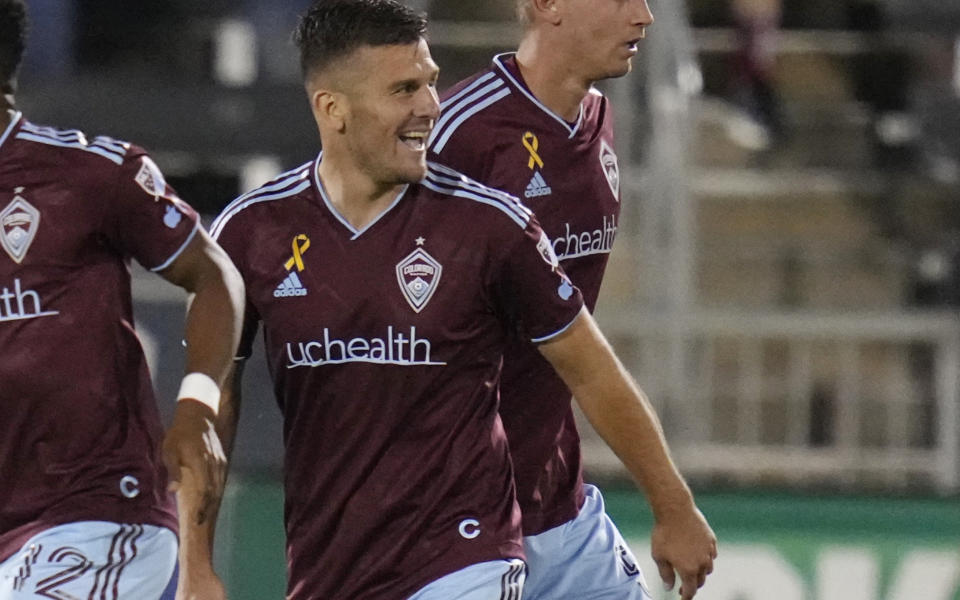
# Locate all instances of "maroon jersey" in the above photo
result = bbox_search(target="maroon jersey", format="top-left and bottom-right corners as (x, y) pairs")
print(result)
(430, 54), (622, 535)
(0, 113), (199, 561)
(211, 157), (584, 600)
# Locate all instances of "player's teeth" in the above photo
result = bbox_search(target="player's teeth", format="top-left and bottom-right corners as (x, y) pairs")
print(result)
(400, 133), (426, 150)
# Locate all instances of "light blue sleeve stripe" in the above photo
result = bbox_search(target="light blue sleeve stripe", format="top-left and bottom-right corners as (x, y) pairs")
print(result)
(431, 86), (510, 153)
(15, 133), (125, 165)
(210, 180), (311, 240)
(420, 180), (528, 229)
(424, 171), (531, 225)
(150, 220), (200, 272)
(531, 308), (584, 344)
(426, 168), (533, 219)
(92, 136), (130, 154)
(440, 71), (497, 110)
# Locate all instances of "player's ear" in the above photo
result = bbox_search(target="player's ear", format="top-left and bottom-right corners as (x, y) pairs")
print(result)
(530, 0), (562, 25)
(311, 88), (347, 133)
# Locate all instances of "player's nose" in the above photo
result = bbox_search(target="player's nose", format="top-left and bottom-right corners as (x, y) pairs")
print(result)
(417, 85), (441, 121)
(632, 0), (654, 27)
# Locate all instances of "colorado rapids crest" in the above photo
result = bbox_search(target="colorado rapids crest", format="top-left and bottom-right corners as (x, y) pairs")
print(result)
(599, 140), (620, 201)
(1, 192), (40, 264)
(396, 247), (442, 313)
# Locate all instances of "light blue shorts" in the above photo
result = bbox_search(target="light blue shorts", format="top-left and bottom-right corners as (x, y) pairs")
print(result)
(522, 485), (652, 600)
(408, 558), (526, 600)
(0, 521), (177, 600)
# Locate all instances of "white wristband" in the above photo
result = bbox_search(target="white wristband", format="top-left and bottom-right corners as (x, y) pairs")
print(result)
(177, 373), (221, 415)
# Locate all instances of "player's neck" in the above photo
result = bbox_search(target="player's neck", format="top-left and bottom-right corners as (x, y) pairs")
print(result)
(317, 156), (406, 231)
(515, 36), (590, 123)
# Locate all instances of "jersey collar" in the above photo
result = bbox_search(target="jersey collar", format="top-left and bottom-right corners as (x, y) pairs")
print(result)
(312, 151), (410, 240)
(0, 111), (22, 154)
(492, 53), (584, 139)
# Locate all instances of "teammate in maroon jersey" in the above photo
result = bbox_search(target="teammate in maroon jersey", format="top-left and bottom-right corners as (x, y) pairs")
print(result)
(430, 1), (717, 599)
(0, 2), (244, 599)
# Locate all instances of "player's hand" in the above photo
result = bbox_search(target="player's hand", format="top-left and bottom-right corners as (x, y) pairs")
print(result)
(162, 400), (226, 525)
(651, 505), (717, 600)
(175, 564), (227, 600)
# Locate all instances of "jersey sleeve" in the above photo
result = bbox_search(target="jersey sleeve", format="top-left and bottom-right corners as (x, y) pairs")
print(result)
(494, 214), (584, 343)
(105, 148), (200, 272)
(211, 211), (260, 360)
(429, 120), (496, 185)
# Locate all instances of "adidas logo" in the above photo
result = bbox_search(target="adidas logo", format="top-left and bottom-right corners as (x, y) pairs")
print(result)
(274, 272), (308, 298)
(524, 171), (553, 198)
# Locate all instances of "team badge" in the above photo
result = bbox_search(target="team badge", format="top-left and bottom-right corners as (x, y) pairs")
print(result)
(396, 247), (442, 313)
(536, 231), (559, 269)
(1, 192), (40, 264)
(135, 156), (168, 199)
(599, 140), (620, 201)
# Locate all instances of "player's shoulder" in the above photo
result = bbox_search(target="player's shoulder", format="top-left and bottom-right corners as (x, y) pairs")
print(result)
(210, 160), (314, 242)
(431, 57), (518, 155)
(420, 161), (533, 230)
(15, 118), (136, 168)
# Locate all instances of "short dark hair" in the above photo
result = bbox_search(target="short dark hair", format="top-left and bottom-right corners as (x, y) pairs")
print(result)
(293, 0), (427, 79)
(0, 0), (26, 94)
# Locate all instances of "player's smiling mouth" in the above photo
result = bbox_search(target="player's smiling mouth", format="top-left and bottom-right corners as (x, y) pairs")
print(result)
(398, 131), (429, 151)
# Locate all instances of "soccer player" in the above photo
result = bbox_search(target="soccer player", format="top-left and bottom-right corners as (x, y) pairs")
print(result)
(185, 0), (713, 599)
(429, 1), (716, 598)
(0, 2), (244, 599)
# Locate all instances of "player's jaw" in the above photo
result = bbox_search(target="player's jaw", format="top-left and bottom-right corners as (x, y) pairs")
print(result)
(608, 31), (646, 76)
(571, 0), (653, 81)
(392, 117), (434, 181)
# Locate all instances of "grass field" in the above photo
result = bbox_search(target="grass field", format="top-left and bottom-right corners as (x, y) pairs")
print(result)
(213, 479), (960, 599)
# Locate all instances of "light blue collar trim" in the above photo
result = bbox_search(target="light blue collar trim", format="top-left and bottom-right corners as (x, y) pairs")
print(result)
(0, 111), (23, 151)
(492, 53), (584, 139)
(313, 152), (410, 240)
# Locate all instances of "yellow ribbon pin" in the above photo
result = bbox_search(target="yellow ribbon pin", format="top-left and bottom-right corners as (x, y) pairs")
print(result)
(284, 234), (311, 272)
(523, 132), (544, 170)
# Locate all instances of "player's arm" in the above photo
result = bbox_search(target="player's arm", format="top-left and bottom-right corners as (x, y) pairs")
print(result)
(538, 308), (717, 600)
(158, 228), (243, 507)
(175, 359), (246, 600)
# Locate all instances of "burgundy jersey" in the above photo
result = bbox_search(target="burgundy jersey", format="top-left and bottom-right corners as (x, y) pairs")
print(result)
(211, 157), (584, 600)
(430, 54), (622, 535)
(0, 113), (199, 561)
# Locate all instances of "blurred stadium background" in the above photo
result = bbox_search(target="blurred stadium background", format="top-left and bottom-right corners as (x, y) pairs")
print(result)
(16, 0), (960, 597)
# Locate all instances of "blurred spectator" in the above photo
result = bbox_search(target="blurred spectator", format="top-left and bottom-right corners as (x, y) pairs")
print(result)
(727, 0), (785, 150)
(845, 0), (917, 170)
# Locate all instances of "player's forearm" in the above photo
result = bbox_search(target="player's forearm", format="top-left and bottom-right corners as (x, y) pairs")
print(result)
(540, 311), (695, 519)
(576, 359), (695, 518)
(180, 363), (243, 558)
(177, 465), (219, 571)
